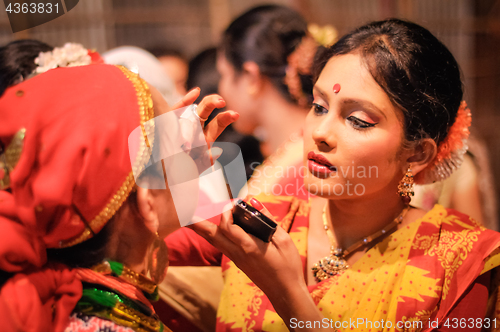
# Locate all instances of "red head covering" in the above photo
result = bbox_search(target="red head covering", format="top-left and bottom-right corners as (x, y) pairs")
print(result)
(0, 64), (154, 331)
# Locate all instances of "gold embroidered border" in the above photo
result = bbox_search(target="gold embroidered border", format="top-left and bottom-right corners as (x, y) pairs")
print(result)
(426, 229), (479, 299)
(0, 128), (26, 190)
(110, 302), (167, 332)
(60, 66), (155, 247)
(119, 265), (157, 294)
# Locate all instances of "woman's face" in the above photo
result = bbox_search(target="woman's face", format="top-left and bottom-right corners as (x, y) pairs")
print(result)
(303, 53), (408, 199)
(216, 53), (259, 134)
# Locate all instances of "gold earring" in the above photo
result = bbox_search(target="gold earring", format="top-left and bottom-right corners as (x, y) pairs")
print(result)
(147, 232), (169, 284)
(398, 164), (414, 205)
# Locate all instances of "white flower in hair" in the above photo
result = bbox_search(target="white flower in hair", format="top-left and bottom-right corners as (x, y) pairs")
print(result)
(34, 43), (91, 74)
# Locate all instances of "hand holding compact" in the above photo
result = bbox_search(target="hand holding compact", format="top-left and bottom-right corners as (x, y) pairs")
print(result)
(189, 199), (304, 298)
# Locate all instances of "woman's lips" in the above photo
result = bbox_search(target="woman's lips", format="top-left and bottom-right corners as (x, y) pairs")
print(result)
(307, 151), (337, 176)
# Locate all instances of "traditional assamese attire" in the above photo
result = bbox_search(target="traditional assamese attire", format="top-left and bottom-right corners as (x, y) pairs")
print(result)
(0, 64), (171, 331)
(169, 194), (500, 331)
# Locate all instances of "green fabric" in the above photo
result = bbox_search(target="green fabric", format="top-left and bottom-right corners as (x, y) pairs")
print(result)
(108, 260), (124, 276)
(76, 284), (146, 314)
(146, 285), (159, 302)
(81, 288), (121, 307)
(74, 284), (165, 331)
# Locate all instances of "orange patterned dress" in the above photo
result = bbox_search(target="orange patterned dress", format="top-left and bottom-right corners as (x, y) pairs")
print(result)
(168, 195), (500, 331)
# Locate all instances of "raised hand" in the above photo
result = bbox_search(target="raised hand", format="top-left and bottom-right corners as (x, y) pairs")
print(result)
(188, 199), (328, 331)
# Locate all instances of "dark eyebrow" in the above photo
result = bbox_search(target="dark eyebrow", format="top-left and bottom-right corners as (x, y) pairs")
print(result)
(313, 86), (328, 99)
(313, 86), (389, 120)
(342, 98), (388, 120)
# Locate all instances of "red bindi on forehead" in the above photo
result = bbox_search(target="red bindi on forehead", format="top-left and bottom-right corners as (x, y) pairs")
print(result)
(332, 83), (341, 93)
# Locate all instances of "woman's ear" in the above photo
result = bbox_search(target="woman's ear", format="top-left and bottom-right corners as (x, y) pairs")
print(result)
(406, 138), (437, 176)
(242, 61), (264, 96)
(136, 187), (159, 234)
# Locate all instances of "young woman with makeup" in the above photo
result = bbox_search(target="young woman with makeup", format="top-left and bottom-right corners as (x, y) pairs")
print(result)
(183, 19), (500, 331)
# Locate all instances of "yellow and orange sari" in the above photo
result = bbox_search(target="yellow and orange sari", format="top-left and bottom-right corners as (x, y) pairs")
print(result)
(215, 195), (500, 332)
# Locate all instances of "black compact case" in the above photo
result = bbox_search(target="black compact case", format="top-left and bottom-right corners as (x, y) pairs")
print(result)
(232, 199), (277, 242)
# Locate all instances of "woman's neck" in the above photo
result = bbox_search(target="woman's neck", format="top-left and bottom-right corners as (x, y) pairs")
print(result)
(257, 93), (307, 156)
(106, 208), (156, 274)
(323, 187), (408, 250)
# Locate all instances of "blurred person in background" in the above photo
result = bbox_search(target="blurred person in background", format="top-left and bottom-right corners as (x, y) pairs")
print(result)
(216, 4), (320, 200)
(103, 45), (179, 105)
(188, 47), (264, 182)
(162, 5), (317, 331)
(157, 47), (265, 332)
(161, 5), (319, 329)
(149, 46), (189, 99)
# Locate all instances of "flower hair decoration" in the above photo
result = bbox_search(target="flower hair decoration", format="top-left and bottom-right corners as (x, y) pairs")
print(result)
(33, 43), (93, 75)
(284, 24), (339, 108)
(415, 101), (472, 184)
(284, 35), (318, 108)
(308, 23), (338, 48)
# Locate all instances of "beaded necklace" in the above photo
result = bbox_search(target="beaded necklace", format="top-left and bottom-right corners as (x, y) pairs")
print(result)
(312, 205), (410, 282)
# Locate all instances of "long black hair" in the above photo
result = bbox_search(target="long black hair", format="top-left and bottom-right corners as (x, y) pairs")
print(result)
(0, 39), (53, 96)
(314, 19), (463, 145)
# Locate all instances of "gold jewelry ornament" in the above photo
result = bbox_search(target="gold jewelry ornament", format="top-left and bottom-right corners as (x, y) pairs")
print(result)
(312, 205), (410, 282)
(398, 164), (415, 205)
(147, 232), (169, 284)
(0, 128), (26, 190)
(110, 302), (170, 332)
(93, 260), (157, 295)
(109, 302), (172, 332)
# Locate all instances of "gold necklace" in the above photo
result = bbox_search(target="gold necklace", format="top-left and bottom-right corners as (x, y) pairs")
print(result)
(312, 205), (410, 282)
(93, 260), (157, 295)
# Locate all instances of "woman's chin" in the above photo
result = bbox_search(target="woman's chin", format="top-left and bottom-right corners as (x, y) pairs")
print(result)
(303, 177), (367, 199)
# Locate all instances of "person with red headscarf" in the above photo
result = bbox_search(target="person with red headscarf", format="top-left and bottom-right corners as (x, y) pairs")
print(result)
(0, 63), (237, 331)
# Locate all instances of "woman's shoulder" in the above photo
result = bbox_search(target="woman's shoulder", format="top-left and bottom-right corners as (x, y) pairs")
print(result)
(421, 204), (488, 231)
(413, 204), (500, 273)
